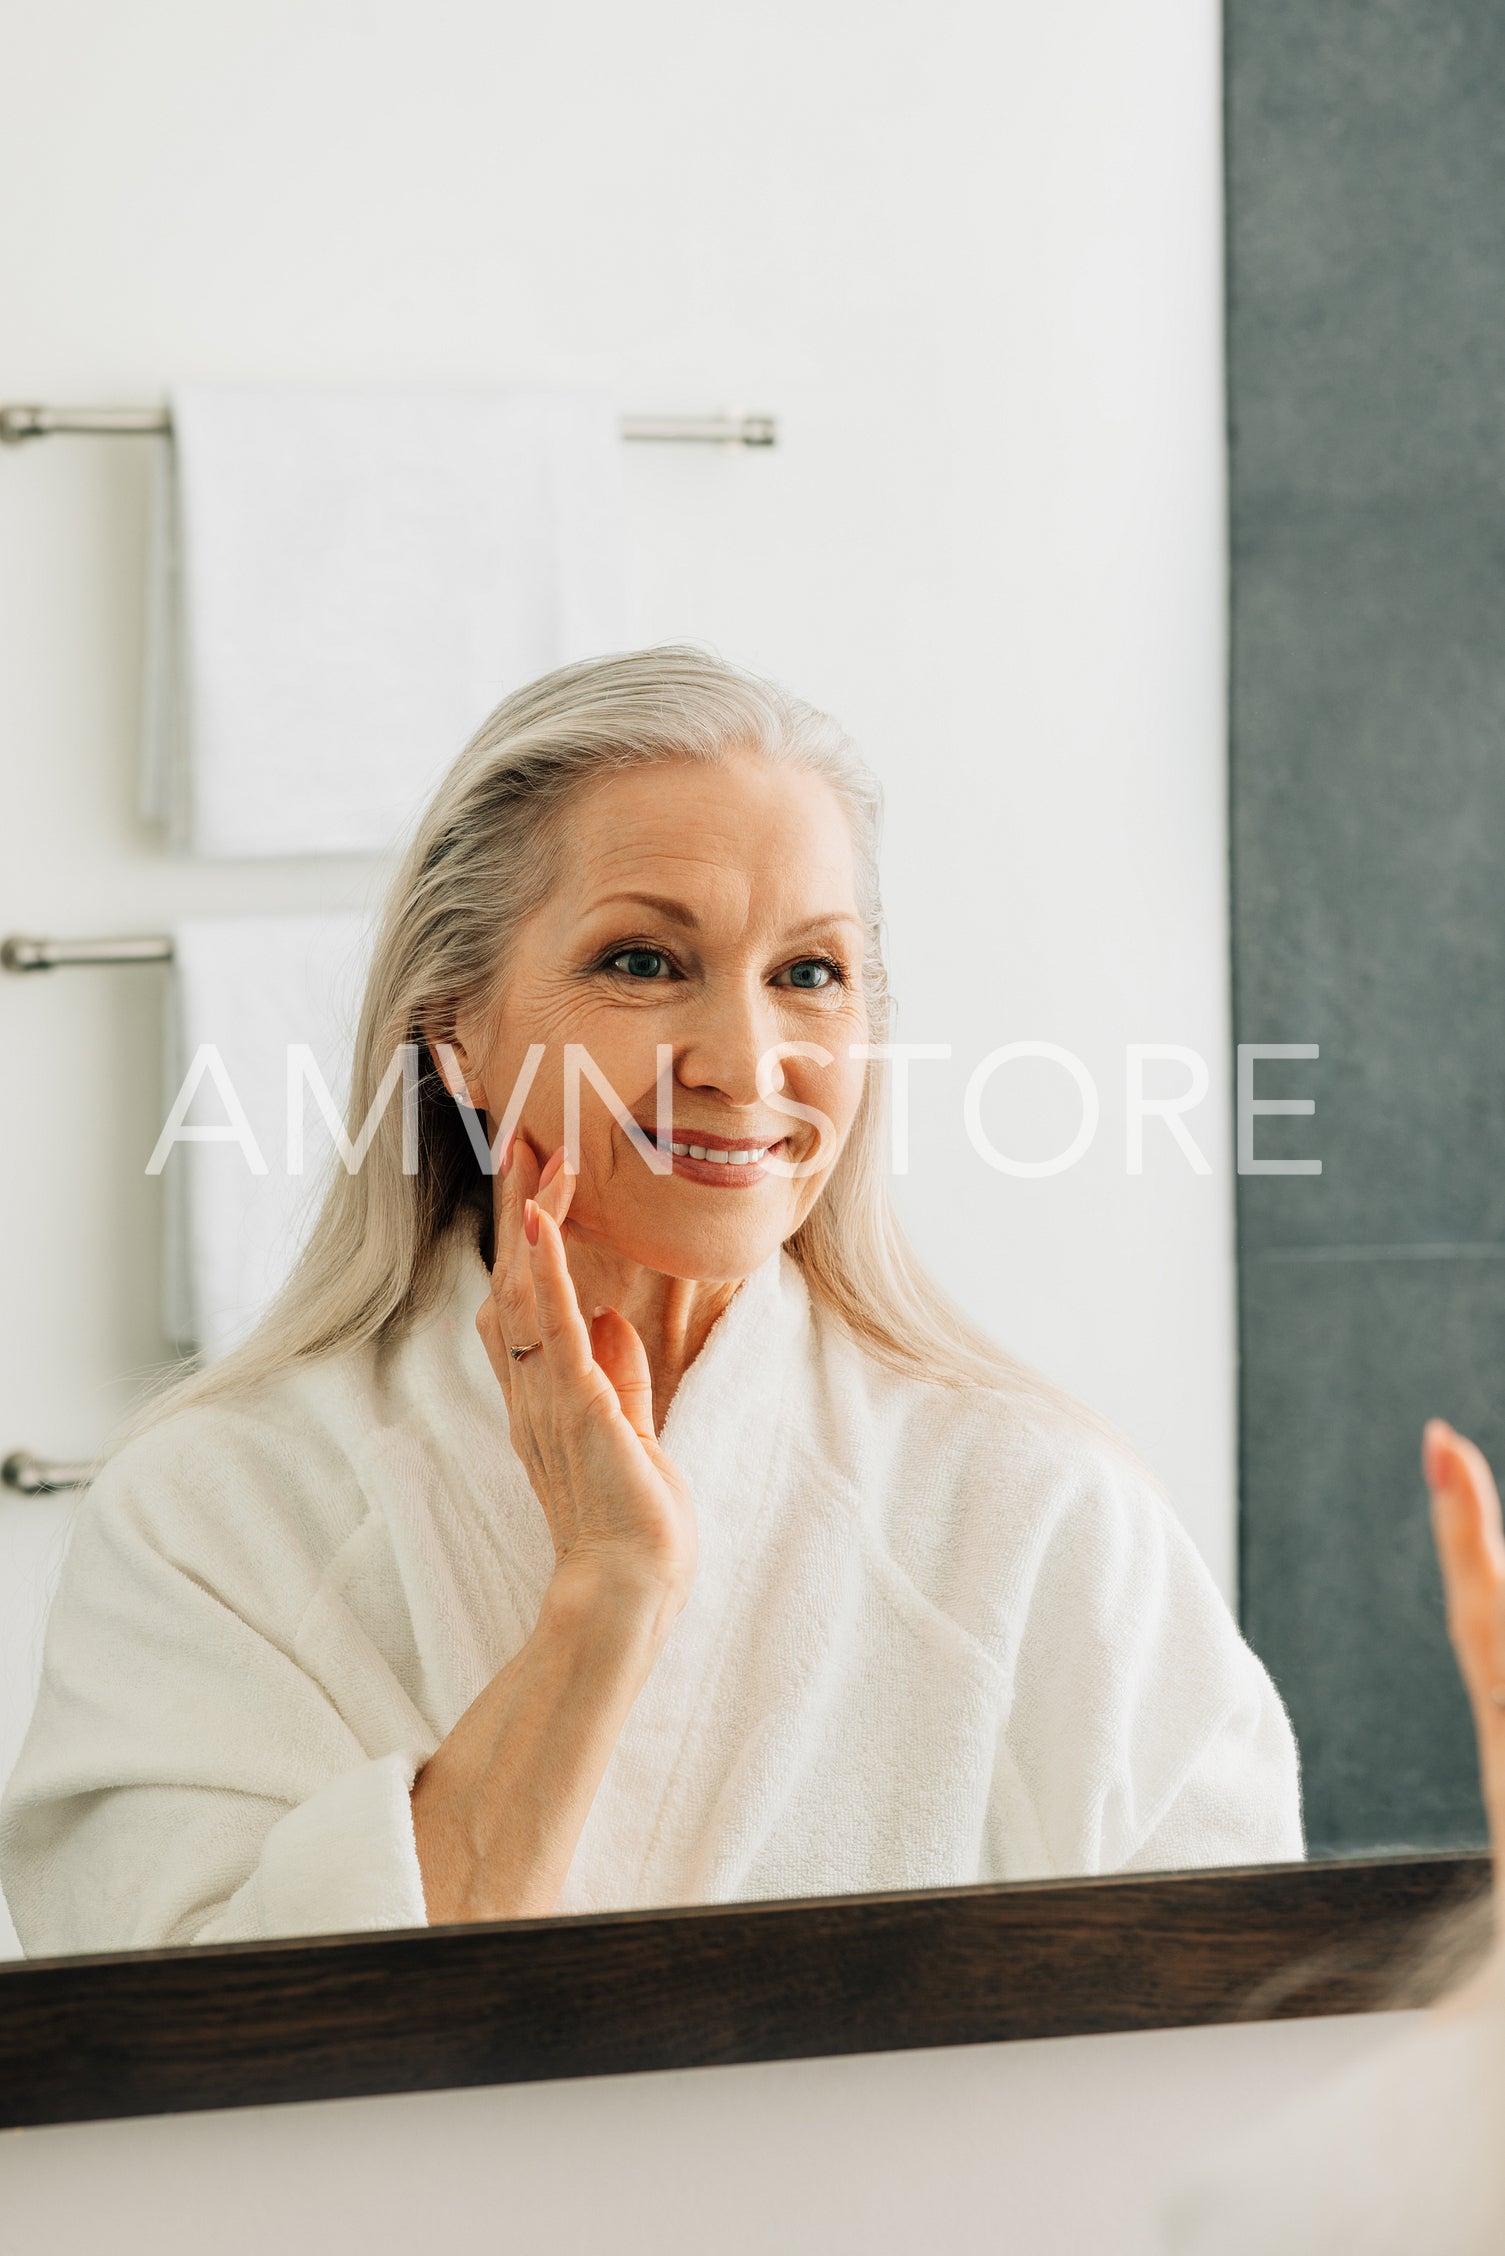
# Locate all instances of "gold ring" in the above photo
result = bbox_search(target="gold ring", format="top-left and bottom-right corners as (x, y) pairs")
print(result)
(509, 1340), (542, 1362)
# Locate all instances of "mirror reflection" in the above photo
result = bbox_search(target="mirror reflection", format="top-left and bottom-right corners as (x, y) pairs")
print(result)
(1, 1), (1487, 1965)
(2, 645), (1304, 1951)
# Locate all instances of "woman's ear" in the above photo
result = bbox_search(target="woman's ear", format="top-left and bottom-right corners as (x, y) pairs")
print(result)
(423, 1022), (486, 1111)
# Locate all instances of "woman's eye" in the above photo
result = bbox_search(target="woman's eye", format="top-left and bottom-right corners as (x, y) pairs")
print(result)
(781, 958), (839, 990)
(608, 948), (673, 980)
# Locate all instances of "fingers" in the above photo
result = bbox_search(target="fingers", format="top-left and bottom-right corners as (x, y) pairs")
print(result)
(524, 1200), (596, 1386)
(490, 1135), (573, 1266)
(534, 1145), (577, 1234)
(507, 1131), (542, 1215)
(488, 1127), (511, 1249)
(484, 1132), (544, 1376)
(1426, 1420), (1505, 1564)
(1424, 1420), (1505, 1713)
(1425, 1420), (1505, 1895)
(489, 1125), (531, 1253)
(503, 1141), (578, 1361)
(589, 1307), (656, 1442)
(491, 1130), (540, 1286)
(474, 1290), (510, 1395)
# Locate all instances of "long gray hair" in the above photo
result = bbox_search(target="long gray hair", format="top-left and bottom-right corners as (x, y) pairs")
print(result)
(114, 645), (1107, 1449)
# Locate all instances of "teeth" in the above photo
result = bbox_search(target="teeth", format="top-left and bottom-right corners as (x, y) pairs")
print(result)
(666, 1142), (768, 1164)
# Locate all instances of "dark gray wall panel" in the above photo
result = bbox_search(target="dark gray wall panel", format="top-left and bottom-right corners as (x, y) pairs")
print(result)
(1241, 1252), (1500, 1854)
(1233, 504), (1505, 1252)
(1230, 4), (1505, 509)
(1228, 0), (1505, 1854)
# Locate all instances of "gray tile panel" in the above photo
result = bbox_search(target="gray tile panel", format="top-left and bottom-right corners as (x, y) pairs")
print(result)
(1240, 1251), (1493, 1856)
(1228, 0), (1505, 1857)
(1231, 504), (1505, 1253)
(1228, 2), (1505, 510)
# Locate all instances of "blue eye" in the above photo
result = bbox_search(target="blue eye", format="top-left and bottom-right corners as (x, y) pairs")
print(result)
(783, 958), (837, 989)
(610, 948), (672, 980)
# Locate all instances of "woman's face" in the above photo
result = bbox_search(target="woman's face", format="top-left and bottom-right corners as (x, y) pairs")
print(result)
(454, 753), (871, 1284)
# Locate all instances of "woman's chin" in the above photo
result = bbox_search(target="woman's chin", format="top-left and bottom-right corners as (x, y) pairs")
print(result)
(576, 1199), (790, 1286)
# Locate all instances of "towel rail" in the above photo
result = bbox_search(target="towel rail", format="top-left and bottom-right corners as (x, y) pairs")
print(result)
(2, 1451), (93, 1495)
(2, 934), (174, 971)
(0, 403), (777, 448)
(2, 396), (774, 1486)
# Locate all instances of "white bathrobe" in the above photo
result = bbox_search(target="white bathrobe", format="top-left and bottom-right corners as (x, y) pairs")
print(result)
(0, 1205), (1303, 1953)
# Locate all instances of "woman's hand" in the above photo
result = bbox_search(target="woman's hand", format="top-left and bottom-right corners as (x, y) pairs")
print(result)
(475, 1133), (697, 1614)
(1423, 1420), (1505, 1885)
(410, 1139), (697, 1926)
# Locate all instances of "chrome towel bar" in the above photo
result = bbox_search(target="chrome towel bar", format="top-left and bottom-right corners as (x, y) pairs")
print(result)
(2, 934), (174, 971)
(2, 397), (777, 1495)
(0, 403), (777, 448)
(2, 1451), (93, 1495)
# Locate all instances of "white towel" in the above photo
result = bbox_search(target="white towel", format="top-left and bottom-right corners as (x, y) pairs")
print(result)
(159, 914), (377, 1359)
(141, 385), (628, 857)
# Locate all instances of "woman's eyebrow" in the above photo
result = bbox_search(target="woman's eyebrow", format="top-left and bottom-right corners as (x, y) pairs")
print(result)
(587, 893), (862, 941)
(590, 891), (700, 928)
(785, 912), (865, 939)
(582, 893), (857, 938)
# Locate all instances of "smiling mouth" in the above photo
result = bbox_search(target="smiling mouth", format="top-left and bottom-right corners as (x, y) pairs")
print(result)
(659, 1137), (782, 1166)
(637, 1130), (789, 1179)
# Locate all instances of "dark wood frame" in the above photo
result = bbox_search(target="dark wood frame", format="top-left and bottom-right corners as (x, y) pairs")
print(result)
(0, 1849), (1487, 2129)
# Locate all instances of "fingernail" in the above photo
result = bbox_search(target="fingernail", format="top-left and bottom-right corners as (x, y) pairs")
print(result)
(539, 1146), (565, 1190)
(524, 1198), (540, 1248)
(499, 1130), (516, 1180)
(590, 1303), (606, 1320)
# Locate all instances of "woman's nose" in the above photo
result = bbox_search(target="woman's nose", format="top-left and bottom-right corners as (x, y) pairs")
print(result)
(674, 977), (780, 1107)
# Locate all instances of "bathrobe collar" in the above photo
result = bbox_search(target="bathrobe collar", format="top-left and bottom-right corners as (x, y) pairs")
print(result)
(429, 1197), (814, 1910)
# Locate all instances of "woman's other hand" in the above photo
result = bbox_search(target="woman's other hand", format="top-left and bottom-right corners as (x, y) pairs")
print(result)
(476, 1132), (697, 1614)
(1423, 1419), (1505, 1886)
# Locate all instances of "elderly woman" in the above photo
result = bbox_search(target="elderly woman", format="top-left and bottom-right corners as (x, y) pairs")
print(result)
(0, 648), (1302, 1951)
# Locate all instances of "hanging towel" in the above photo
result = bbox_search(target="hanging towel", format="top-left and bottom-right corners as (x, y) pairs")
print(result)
(141, 385), (628, 857)
(159, 913), (378, 1359)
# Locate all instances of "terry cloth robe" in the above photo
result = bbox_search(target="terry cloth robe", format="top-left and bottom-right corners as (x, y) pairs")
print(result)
(0, 1203), (1304, 1952)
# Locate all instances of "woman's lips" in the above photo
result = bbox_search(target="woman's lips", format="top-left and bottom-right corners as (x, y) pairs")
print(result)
(655, 1134), (788, 1187)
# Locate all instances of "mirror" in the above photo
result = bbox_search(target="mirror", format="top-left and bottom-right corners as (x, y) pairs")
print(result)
(0, 0), (1490, 1981)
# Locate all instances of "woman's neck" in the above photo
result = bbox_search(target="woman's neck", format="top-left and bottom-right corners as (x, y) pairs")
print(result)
(476, 1199), (742, 1429)
(569, 1245), (742, 1430)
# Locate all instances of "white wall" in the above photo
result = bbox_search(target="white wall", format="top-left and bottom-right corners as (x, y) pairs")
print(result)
(0, 0), (1274, 2224)
(0, 2011), (1409, 2255)
(0, 0), (1235, 1758)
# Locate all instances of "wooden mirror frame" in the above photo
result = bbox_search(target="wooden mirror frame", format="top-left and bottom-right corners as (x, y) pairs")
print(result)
(0, 1851), (1488, 2128)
